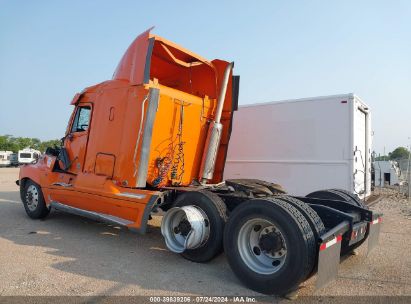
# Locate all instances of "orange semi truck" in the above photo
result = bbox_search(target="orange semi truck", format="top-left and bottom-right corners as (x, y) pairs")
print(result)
(17, 29), (382, 296)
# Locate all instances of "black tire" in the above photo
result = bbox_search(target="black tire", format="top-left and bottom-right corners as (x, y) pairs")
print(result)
(306, 189), (351, 202)
(330, 188), (368, 209)
(276, 195), (325, 279)
(174, 190), (227, 263)
(21, 180), (50, 219)
(224, 197), (316, 295)
(306, 189), (367, 255)
(276, 195), (326, 239)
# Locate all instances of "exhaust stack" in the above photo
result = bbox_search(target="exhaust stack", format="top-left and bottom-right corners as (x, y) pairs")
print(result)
(200, 62), (234, 184)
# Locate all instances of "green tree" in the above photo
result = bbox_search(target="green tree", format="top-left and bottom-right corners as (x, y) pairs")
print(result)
(12, 137), (34, 151)
(389, 147), (410, 160)
(0, 135), (61, 153)
(375, 155), (389, 161)
(39, 139), (61, 152)
(0, 135), (18, 152)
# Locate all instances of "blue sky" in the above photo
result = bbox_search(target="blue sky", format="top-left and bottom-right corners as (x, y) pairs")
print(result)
(0, 0), (410, 154)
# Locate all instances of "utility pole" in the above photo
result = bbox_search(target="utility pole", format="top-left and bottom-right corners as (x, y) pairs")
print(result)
(378, 153), (382, 188)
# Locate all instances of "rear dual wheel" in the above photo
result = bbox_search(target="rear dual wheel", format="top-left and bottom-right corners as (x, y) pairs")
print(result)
(306, 189), (368, 255)
(275, 195), (325, 279)
(224, 198), (317, 295)
(329, 189), (368, 209)
(163, 193), (321, 295)
(307, 189), (367, 209)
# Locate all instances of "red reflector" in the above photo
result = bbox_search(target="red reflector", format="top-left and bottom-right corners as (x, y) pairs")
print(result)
(320, 235), (343, 251)
(341, 100), (347, 103)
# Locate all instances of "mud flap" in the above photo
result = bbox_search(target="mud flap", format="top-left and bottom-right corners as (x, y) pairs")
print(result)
(316, 235), (342, 289)
(367, 217), (382, 255)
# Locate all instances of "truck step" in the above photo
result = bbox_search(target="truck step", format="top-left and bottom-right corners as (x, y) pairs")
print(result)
(49, 201), (133, 227)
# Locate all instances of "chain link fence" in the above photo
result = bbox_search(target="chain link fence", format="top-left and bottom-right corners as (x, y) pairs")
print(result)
(398, 159), (411, 198)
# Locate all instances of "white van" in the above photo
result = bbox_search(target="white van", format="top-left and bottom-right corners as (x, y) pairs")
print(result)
(18, 148), (41, 165)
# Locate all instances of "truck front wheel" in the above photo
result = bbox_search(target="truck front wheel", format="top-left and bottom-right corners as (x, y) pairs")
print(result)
(22, 180), (50, 219)
(224, 198), (316, 295)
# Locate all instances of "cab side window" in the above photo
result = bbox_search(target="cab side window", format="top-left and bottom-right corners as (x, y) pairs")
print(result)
(71, 106), (91, 132)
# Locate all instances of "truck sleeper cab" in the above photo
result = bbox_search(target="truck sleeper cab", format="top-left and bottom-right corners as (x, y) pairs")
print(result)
(18, 29), (382, 296)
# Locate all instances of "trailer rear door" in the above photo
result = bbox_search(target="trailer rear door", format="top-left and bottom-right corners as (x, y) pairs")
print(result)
(353, 103), (368, 197)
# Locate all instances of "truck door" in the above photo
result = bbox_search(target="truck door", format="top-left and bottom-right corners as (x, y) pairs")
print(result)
(64, 103), (92, 174)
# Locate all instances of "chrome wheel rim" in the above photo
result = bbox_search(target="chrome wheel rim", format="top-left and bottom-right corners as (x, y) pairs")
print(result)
(161, 205), (210, 253)
(237, 218), (287, 275)
(25, 185), (39, 212)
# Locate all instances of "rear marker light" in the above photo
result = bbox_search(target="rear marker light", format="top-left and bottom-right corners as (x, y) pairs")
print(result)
(320, 235), (342, 251)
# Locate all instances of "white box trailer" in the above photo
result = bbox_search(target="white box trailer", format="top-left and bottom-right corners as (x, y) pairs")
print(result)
(224, 93), (372, 198)
(0, 151), (14, 167)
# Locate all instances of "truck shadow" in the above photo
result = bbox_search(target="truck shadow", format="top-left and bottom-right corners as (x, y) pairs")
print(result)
(0, 191), (261, 296)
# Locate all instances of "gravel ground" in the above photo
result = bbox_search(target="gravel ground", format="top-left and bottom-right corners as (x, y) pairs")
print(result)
(0, 168), (410, 300)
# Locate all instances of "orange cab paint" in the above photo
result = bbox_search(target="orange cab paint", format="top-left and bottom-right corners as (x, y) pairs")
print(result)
(19, 29), (237, 233)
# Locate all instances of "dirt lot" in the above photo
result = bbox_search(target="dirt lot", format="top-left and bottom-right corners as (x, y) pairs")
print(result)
(0, 167), (410, 299)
